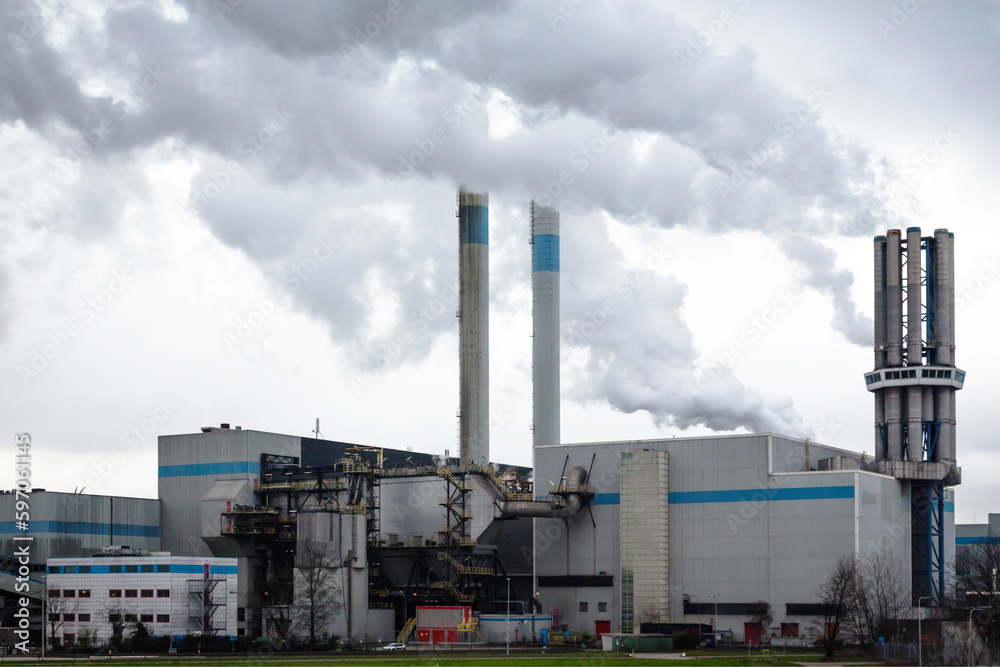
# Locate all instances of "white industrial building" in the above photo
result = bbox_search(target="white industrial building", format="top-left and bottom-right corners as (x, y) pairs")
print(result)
(45, 552), (237, 646)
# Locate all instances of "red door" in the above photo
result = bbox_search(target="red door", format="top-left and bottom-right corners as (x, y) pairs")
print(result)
(595, 621), (611, 638)
(744, 622), (762, 646)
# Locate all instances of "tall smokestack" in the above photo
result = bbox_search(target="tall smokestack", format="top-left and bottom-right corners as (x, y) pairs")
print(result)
(458, 187), (489, 466)
(531, 202), (560, 448)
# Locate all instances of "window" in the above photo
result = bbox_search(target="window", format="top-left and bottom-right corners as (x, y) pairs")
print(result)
(49, 613), (60, 622)
(125, 590), (138, 598)
(63, 634), (74, 646)
(78, 614), (90, 622)
(78, 589), (90, 598)
(598, 602), (607, 612)
(109, 590), (122, 598)
(109, 613), (122, 623)
(62, 566), (76, 573)
(124, 565), (138, 573)
(237, 607), (245, 622)
(78, 566), (91, 574)
(141, 590), (154, 598)
(780, 622), (799, 637)
(63, 613), (75, 622)
(63, 589), (75, 598)
(156, 564), (170, 573)
(109, 565), (122, 573)
(579, 602), (589, 612)
(124, 614), (137, 623)
(48, 590), (61, 598)
(140, 614), (153, 623)
(140, 565), (153, 573)
(157, 614), (170, 623)
(47, 566), (60, 574)
(157, 590), (170, 598)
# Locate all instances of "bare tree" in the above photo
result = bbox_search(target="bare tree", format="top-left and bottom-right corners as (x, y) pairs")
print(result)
(816, 556), (857, 659)
(847, 552), (908, 649)
(262, 605), (293, 645)
(293, 540), (343, 649)
(749, 601), (773, 644)
(955, 541), (1000, 644)
(45, 594), (81, 648)
(100, 600), (136, 653)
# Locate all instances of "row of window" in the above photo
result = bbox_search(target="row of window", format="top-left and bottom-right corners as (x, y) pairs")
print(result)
(578, 602), (608, 613)
(48, 564), (172, 574)
(48, 590), (90, 598)
(109, 589), (170, 598)
(867, 368), (956, 384)
(53, 613), (170, 623)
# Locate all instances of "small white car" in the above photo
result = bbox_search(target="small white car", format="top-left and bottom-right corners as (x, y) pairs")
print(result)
(382, 642), (406, 651)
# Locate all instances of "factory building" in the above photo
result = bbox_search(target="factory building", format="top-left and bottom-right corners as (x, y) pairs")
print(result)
(45, 550), (237, 646)
(0, 491), (160, 649)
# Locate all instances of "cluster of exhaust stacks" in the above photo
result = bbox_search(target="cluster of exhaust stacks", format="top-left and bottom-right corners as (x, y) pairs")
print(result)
(868, 227), (964, 480)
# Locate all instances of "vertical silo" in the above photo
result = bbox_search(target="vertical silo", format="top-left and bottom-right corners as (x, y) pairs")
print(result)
(885, 230), (903, 460)
(531, 202), (560, 449)
(905, 228), (923, 460)
(873, 235), (888, 460)
(458, 187), (489, 466)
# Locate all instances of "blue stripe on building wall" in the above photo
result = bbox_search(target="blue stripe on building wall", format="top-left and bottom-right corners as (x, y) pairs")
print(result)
(588, 485), (855, 506)
(460, 205), (488, 245)
(0, 521), (159, 537)
(48, 564), (237, 574)
(158, 461), (261, 477)
(944, 501), (955, 513)
(956, 536), (1000, 545)
(532, 234), (559, 273)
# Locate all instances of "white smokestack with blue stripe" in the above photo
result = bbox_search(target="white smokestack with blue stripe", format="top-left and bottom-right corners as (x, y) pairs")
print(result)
(458, 187), (489, 466)
(531, 201), (560, 448)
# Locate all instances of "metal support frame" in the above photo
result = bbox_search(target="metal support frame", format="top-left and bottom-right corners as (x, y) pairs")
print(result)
(911, 481), (946, 605)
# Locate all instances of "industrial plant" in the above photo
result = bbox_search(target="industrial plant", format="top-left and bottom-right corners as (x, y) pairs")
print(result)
(0, 190), (983, 654)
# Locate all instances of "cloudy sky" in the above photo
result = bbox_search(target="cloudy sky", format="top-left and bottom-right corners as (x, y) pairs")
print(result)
(2, 0), (998, 522)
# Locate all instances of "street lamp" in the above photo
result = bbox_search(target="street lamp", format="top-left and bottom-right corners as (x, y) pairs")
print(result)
(710, 594), (721, 637)
(917, 596), (930, 667)
(685, 594), (701, 634)
(506, 577), (511, 656)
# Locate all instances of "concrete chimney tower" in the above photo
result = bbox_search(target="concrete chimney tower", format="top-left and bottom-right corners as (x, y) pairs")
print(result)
(531, 201), (560, 449)
(458, 187), (489, 466)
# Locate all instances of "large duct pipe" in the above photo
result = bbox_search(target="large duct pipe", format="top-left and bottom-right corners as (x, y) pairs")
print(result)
(874, 236), (888, 370)
(500, 466), (588, 518)
(906, 386), (922, 461)
(531, 202), (560, 449)
(458, 187), (489, 466)
(906, 227), (923, 365)
(885, 230), (903, 460)
(934, 229), (951, 366)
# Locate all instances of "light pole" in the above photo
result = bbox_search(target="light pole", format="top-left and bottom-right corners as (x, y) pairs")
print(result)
(506, 577), (511, 656)
(917, 596), (930, 667)
(710, 593), (721, 642)
(685, 594), (701, 637)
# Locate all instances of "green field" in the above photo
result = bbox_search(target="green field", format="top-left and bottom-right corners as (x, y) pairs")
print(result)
(8, 650), (872, 667)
